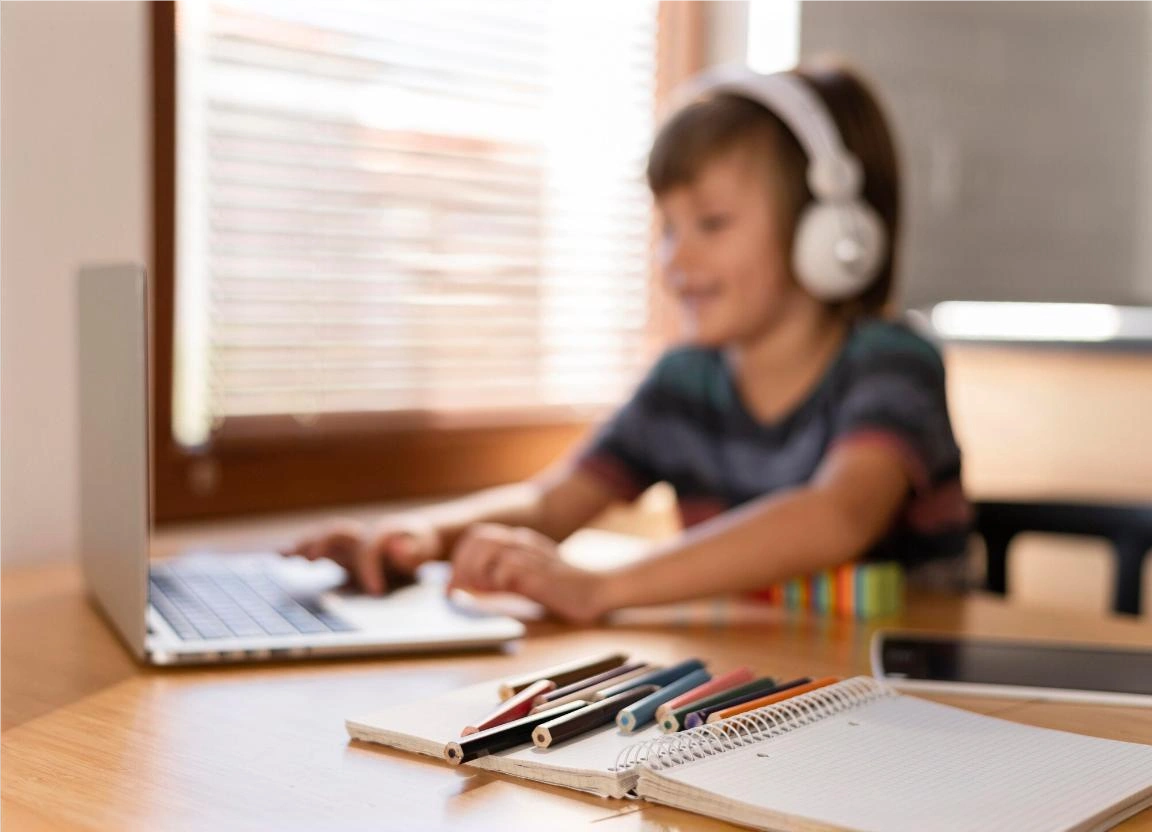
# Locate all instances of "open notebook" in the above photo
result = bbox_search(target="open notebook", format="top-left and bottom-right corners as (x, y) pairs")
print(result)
(349, 674), (1152, 829)
(346, 678), (661, 797)
(619, 677), (1152, 832)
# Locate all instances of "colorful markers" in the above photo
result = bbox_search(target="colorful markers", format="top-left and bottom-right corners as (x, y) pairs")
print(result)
(754, 562), (904, 619)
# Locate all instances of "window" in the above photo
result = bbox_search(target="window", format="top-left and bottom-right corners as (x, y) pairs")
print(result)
(747, 0), (799, 74)
(152, 1), (704, 520)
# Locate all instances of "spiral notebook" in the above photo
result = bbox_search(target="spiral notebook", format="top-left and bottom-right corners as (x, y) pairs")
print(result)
(619, 677), (1152, 832)
(349, 675), (1152, 829)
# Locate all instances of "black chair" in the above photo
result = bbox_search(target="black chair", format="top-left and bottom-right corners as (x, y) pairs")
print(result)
(975, 501), (1152, 616)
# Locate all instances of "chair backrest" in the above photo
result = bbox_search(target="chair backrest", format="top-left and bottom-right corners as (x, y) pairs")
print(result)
(975, 500), (1152, 616)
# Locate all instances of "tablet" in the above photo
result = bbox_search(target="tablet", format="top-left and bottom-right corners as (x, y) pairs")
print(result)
(871, 631), (1152, 707)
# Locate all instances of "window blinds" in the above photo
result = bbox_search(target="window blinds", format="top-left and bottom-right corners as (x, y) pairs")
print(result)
(174, 0), (659, 446)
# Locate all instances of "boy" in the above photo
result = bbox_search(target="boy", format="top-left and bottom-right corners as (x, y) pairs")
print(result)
(288, 65), (971, 622)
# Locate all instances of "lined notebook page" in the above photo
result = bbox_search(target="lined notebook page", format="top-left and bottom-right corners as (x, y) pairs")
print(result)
(646, 696), (1152, 832)
(347, 680), (501, 757)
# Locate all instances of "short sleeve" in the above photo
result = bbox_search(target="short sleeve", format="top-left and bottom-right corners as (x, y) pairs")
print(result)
(830, 325), (961, 491)
(571, 358), (671, 501)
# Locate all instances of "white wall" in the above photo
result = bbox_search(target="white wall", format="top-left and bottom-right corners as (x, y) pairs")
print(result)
(1, 1), (150, 567)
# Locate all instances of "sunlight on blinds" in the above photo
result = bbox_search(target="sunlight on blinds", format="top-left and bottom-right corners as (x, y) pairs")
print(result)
(746, 0), (799, 74)
(174, 0), (659, 447)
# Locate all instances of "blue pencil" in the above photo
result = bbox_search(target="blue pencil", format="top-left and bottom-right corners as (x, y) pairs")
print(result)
(594, 658), (707, 702)
(616, 668), (713, 733)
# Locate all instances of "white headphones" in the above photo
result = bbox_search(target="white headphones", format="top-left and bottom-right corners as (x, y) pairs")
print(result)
(676, 66), (888, 301)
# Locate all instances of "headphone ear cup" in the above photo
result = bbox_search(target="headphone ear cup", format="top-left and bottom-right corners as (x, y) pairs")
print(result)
(792, 201), (886, 302)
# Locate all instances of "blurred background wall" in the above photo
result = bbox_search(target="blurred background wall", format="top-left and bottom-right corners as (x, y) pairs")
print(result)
(799, 1), (1152, 309)
(1, 1), (150, 567)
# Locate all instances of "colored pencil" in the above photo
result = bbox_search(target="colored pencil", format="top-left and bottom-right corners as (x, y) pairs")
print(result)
(659, 676), (778, 733)
(616, 669), (712, 733)
(444, 700), (588, 765)
(497, 653), (628, 700)
(593, 659), (705, 702)
(461, 679), (555, 736)
(683, 677), (811, 729)
(531, 686), (660, 748)
(706, 677), (839, 724)
(654, 666), (756, 722)
(534, 661), (648, 706)
(529, 664), (657, 713)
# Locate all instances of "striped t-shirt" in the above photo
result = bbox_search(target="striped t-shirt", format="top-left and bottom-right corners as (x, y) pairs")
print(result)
(576, 319), (972, 568)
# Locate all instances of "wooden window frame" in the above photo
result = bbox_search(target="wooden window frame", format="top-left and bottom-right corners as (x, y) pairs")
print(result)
(150, 1), (705, 522)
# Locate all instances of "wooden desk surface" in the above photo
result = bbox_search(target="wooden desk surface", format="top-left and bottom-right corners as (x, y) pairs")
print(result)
(3, 563), (1151, 831)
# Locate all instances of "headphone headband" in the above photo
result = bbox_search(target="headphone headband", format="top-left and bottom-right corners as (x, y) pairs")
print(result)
(678, 67), (863, 201)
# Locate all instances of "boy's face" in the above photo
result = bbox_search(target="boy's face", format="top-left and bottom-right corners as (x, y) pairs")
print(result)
(656, 152), (799, 347)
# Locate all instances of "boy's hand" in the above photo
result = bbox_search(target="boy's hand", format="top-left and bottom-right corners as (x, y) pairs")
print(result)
(447, 523), (609, 624)
(283, 517), (442, 596)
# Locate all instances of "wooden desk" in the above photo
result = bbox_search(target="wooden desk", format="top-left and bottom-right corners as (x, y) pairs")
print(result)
(3, 563), (1151, 831)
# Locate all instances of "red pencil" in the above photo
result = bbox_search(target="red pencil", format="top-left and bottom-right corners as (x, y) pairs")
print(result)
(653, 666), (756, 722)
(461, 679), (556, 736)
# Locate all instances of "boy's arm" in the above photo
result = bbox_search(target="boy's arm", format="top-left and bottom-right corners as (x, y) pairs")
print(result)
(423, 463), (620, 553)
(288, 461), (618, 595)
(296, 351), (666, 595)
(597, 441), (910, 611)
(426, 348), (672, 552)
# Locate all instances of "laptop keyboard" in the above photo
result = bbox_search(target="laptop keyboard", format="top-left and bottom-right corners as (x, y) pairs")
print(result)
(150, 561), (356, 641)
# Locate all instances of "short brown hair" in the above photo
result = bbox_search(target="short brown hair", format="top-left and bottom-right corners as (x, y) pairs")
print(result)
(646, 62), (901, 317)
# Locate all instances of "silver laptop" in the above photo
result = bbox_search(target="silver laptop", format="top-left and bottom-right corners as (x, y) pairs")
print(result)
(77, 264), (524, 665)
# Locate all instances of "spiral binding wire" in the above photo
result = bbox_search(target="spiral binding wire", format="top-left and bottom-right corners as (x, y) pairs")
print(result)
(613, 676), (893, 773)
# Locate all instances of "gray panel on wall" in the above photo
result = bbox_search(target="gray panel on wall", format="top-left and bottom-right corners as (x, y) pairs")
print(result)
(799, 1), (1152, 308)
